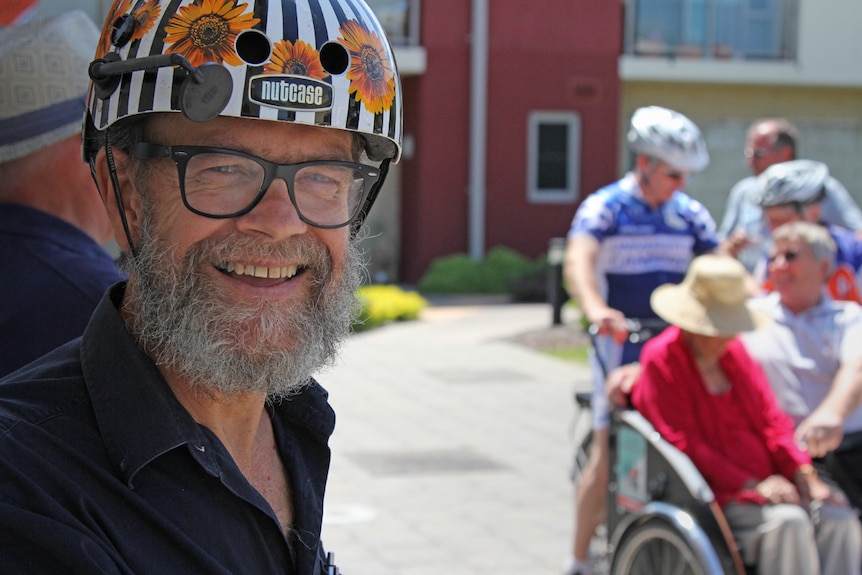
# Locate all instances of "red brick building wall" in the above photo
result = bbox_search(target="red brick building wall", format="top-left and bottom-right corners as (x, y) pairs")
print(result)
(399, 1), (621, 283)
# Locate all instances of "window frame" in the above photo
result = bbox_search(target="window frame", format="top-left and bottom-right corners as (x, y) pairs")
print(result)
(526, 111), (582, 204)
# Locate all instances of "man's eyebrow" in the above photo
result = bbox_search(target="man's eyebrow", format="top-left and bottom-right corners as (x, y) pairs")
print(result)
(185, 142), (353, 163)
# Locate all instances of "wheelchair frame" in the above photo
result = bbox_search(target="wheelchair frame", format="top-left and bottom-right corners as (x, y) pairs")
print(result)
(572, 393), (749, 575)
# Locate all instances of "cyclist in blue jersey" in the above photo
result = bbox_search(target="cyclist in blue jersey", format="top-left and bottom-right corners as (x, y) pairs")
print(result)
(758, 160), (862, 304)
(562, 106), (718, 575)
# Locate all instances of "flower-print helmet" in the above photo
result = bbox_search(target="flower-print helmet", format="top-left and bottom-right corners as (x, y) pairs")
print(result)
(627, 106), (709, 173)
(758, 160), (829, 208)
(84, 0), (402, 166)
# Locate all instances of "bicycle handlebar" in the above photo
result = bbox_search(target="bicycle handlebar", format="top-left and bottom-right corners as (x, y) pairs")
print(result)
(587, 318), (668, 344)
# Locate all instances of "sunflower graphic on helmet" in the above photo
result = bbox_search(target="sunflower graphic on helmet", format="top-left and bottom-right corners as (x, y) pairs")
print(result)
(339, 19), (396, 115)
(164, 0), (260, 67)
(95, 0), (162, 59)
(265, 39), (328, 80)
(129, 1), (162, 39)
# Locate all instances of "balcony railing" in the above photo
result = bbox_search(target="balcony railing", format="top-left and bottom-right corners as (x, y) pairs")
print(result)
(623, 0), (797, 61)
(366, 0), (421, 47)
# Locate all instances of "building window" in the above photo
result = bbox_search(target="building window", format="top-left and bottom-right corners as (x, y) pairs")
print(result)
(527, 112), (581, 203)
(365, 0), (421, 46)
(625, 0), (798, 60)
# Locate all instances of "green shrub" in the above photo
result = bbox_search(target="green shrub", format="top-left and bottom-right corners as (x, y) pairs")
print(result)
(481, 246), (534, 292)
(353, 284), (429, 332)
(416, 253), (486, 294)
(417, 246), (545, 298)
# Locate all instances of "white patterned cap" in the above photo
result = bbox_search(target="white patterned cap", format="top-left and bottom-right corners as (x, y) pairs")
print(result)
(0, 10), (100, 162)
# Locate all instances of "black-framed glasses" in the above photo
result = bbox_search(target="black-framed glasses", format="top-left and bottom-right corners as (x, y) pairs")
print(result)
(767, 249), (801, 265)
(132, 143), (381, 229)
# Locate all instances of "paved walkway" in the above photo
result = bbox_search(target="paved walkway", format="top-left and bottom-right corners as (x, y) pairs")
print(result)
(318, 302), (593, 575)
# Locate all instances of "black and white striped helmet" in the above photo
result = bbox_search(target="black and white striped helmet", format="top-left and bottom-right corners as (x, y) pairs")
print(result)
(758, 160), (829, 207)
(84, 0), (402, 163)
(627, 106), (709, 172)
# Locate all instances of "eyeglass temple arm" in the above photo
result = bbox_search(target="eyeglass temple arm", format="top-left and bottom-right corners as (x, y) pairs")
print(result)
(350, 158), (391, 237)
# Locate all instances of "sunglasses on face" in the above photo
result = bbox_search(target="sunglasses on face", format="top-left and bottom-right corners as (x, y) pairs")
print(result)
(767, 249), (801, 264)
(744, 147), (773, 159)
(660, 169), (687, 181)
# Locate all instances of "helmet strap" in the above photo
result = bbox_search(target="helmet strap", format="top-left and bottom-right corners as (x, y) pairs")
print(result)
(104, 132), (138, 258)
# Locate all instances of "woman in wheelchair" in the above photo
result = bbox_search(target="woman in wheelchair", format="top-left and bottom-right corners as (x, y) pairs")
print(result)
(631, 255), (861, 575)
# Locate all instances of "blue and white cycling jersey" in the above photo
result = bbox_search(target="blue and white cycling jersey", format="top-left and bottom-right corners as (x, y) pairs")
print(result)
(568, 174), (718, 321)
(568, 174), (718, 429)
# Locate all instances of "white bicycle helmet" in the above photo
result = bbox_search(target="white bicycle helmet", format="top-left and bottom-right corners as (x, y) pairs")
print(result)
(627, 106), (709, 172)
(758, 160), (829, 207)
(84, 0), (402, 165)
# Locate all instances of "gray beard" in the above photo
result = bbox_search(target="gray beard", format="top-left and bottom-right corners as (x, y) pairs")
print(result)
(120, 214), (363, 399)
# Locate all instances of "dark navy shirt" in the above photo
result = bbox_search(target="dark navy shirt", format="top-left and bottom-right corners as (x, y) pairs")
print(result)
(0, 283), (336, 574)
(0, 203), (124, 376)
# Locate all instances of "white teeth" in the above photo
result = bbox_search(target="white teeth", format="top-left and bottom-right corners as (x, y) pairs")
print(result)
(218, 262), (299, 279)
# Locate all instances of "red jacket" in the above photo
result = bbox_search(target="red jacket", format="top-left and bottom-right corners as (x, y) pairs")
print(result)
(632, 326), (810, 508)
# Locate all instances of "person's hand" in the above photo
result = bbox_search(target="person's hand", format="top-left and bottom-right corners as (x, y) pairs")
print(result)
(585, 306), (628, 344)
(792, 467), (850, 508)
(795, 409), (844, 457)
(755, 475), (800, 505)
(721, 230), (754, 258)
(607, 363), (643, 407)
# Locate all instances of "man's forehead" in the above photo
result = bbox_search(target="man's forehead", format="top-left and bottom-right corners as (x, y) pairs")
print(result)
(146, 112), (353, 156)
(771, 236), (806, 251)
(750, 129), (776, 146)
(764, 204), (798, 219)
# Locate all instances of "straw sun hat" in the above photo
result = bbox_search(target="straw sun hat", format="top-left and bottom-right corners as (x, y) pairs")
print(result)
(650, 255), (771, 337)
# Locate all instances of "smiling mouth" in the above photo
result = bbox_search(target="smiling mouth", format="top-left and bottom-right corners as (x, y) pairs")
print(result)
(216, 261), (300, 280)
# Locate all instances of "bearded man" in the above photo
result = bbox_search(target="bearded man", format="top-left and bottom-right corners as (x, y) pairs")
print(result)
(0, 1), (402, 573)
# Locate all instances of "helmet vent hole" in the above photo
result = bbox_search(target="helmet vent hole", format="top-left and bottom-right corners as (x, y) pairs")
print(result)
(320, 41), (349, 75)
(236, 30), (272, 65)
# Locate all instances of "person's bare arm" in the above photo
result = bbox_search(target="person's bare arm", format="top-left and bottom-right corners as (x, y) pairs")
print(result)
(607, 363), (643, 407)
(795, 357), (862, 457)
(563, 234), (626, 333)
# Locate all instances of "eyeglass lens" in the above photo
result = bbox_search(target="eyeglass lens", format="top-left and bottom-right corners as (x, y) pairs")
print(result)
(744, 148), (771, 159)
(182, 151), (367, 226)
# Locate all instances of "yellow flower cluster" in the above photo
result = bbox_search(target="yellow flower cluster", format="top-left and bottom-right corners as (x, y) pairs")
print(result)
(354, 285), (428, 332)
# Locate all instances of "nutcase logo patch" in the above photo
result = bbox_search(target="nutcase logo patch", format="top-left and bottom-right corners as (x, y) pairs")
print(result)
(249, 75), (333, 111)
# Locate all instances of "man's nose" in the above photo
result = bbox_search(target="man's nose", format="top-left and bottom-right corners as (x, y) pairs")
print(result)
(234, 178), (308, 240)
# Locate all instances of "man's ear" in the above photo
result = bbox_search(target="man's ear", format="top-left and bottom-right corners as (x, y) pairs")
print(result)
(92, 146), (143, 253)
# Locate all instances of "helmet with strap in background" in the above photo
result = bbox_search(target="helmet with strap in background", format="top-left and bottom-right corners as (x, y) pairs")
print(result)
(627, 105), (709, 173)
(758, 159), (829, 208)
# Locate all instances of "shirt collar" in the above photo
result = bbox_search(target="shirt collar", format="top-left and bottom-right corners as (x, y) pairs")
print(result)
(81, 283), (336, 486)
(754, 289), (835, 323)
(81, 283), (207, 485)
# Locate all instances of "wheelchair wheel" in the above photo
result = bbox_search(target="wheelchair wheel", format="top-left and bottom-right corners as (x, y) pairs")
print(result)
(610, 518), (710, 575)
